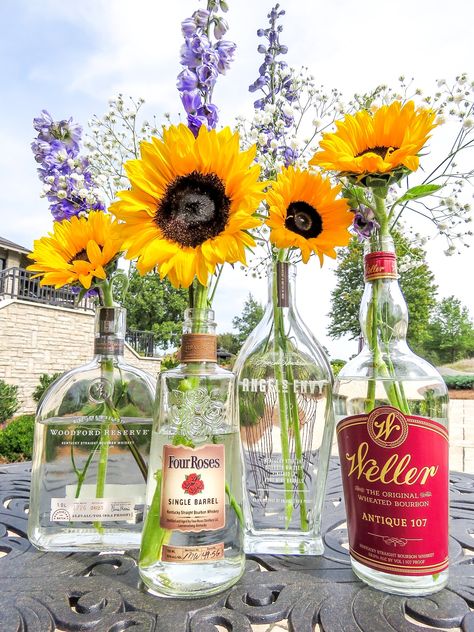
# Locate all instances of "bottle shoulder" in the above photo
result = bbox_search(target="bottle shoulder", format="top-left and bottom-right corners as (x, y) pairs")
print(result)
(338, 346), (446, 386)
(36, 357), (155, 420)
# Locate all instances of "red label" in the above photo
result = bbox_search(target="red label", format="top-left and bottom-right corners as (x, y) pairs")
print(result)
(364, 251), (398, 281)
(337, 406), (448, 576)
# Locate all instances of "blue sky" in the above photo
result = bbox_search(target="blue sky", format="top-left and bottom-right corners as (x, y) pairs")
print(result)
(1, 0), (473, 358)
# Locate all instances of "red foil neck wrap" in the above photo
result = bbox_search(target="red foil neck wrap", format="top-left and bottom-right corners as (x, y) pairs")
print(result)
(337, 406), (449, 577)
(364, 251), (398, 282)
(181, 334), (217, 363)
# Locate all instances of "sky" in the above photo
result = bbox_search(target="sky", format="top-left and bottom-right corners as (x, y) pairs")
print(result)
(0, 0), (473, 359)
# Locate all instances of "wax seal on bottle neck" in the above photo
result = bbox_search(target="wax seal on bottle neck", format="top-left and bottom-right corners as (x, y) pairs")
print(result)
(364, 251), (398, 282)
(180, 334), (217, 363)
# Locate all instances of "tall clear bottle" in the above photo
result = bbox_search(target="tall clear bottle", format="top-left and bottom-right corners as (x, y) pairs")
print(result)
(28, 307), (155, 551)
(234, 261), (334, 555)
(138, 308), (244, 598)
(335, 234), (449, 595)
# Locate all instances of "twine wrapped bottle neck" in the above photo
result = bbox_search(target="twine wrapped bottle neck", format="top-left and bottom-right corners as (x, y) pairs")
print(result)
(181, 308), (217, 363)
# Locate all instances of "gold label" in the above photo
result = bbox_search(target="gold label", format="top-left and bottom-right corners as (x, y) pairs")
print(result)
(162, 542), (224, 563)
(180, 333), (217, 362)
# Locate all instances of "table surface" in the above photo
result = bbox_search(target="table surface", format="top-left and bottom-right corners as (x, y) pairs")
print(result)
(1, 460), (474, 632)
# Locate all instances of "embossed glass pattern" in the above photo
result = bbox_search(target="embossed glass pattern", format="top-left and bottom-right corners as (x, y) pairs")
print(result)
(28, 307), (155, 551)
(234, 262), (335, 554)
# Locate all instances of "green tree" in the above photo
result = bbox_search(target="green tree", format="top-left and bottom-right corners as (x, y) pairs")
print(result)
(232, 293), (265, 348)
(424, 297), (474, 364)
(328, 233), (437, 354)
(123, 267), (188, 351)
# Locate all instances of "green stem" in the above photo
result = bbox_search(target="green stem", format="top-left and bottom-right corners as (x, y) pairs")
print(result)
(139, 470), (168, 567)
(272, 254), (294, 528)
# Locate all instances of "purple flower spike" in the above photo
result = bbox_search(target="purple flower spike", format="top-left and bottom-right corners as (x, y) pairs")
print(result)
(352, 206), (380, 240)
(32, 110), (104, 222)
(177, 2), (236, 132)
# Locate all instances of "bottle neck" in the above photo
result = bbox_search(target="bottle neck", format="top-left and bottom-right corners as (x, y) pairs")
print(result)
(180, 308), (217, 364)
(360, 235), (409, 348)
(94, 306), (126, 359)
(268, 260), (297, 310)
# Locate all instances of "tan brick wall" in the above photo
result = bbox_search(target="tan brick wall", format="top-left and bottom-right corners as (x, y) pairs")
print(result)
(0, 299), (160, 414)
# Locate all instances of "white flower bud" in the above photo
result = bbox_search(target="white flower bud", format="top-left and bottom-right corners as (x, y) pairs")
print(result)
(57, 190), (67, 199)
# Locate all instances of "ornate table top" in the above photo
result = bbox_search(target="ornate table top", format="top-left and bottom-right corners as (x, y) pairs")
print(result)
(1, 459), (473, 632)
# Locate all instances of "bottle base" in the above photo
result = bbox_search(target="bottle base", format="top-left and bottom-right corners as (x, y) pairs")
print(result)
(28, 527), (142, 552)
(245, 532), (324, 556)
(138, 556), (245, 598)
(351, 558), (449, 596)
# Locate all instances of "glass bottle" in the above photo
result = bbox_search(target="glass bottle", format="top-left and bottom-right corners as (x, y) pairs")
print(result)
(335, 234), (449, 595)
(28, 306), (155, 551)
(234, 261), (334, 555)
(138, 308), (244, 598)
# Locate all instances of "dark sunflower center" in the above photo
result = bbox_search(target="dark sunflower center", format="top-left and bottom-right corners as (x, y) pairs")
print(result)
(356, 145), (399, 159)
(285, 201), (323, 239)
(155, 171), (231, 248)
(70, 249), (89, 264)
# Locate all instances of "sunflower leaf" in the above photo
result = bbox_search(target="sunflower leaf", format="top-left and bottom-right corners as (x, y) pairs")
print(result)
(394, 184), (443, 205)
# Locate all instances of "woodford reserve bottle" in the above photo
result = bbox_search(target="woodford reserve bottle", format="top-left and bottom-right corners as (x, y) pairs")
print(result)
(335, 234), (449, 595)
(138, 308), (245, 598)
(28, 307), (155, 551)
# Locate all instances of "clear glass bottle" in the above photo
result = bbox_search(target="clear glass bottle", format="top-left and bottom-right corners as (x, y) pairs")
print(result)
(138, 308), (244, 598)
(28, 306), (155, 551)
(234, 261), (334, 555)
(335, 234), (449, 595)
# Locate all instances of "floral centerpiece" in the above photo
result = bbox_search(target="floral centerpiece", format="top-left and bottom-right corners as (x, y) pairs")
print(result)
(233, 5), (352, 554)
(108, 0), (265, 596)
(27, 114), (154, 550)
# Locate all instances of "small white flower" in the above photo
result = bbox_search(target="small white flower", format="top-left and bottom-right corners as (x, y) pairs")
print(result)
(78, 188), (89, 198)
(282, 104), (293, 118)
(57, 190), (67, 199)
(270, 139), (279, 150)
(463, 118), (473, 129)
(46, 175), (55, 184)
(312, 118), (321, 129)
(258, 133), (267, 146)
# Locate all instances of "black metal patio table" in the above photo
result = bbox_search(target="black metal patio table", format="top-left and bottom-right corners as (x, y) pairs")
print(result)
(1, 459), (474, 632)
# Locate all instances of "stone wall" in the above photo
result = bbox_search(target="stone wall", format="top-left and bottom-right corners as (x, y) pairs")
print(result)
(0, 299), (160, 414)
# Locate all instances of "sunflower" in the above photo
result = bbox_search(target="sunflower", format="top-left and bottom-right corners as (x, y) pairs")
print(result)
(266, 166), (352, 264)
(310, 100), (437, 183)
(110, 124), (265, 288)
(27, 211), (122, 290)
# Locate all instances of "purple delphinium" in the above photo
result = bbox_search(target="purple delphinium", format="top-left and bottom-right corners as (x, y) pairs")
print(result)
(352, 206), (380, 240)
(177, 1), (236, 135)
(248, 4), (297, 168)
(31, 110), (105, 221)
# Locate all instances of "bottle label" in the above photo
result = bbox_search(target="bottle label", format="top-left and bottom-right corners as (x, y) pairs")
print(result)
(162, 542), (224, 563)
(50, 497), (137, 522)
(337, 406), (448, 576)
(94, 337), (124, 356)
(276, 261), (289, 307)
(180, 334), (217, 362)
(160, 443), (225, 532)
(364, 251), (398, 281)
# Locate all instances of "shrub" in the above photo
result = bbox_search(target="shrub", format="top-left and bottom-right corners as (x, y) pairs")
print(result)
(33, 372), (62, 404)
(0, 380), (19, 425)
(330, 359), (346, 377)
(0, 414), (35, 462)
(443, 375), (474, 390)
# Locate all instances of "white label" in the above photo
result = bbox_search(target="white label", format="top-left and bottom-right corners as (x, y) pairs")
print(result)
(50, 498), (136, 522)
